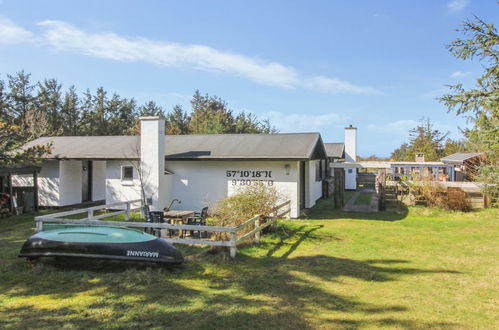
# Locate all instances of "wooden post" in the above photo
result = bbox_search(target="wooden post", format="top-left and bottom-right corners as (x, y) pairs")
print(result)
(125, 202), (131, 220)
(229, 232), (237, 258)
(254, 216), (261, 244)
(35, 219), (43, 232)
(7, 172), (13, 213)
(33, 171), (39, 212)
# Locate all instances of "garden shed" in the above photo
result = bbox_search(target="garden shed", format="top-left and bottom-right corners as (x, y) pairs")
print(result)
(0, 165), (40, 215)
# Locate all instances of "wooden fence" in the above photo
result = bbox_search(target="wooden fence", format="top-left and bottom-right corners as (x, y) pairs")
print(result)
(384, 181), (492, 208)
(34, 199), (292, 258)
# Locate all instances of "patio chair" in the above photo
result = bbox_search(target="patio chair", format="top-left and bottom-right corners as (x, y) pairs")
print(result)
(184, 207), (209, 238)
(148, 211), (166, 237)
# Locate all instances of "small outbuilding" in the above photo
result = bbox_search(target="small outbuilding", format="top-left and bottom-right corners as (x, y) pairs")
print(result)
(0, 165), (40, 214)
(441, 152), (484, 181)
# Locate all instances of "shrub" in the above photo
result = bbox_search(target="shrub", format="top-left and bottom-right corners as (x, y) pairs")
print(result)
(209, 185), (281, 243)
(408, 180), (471, 211)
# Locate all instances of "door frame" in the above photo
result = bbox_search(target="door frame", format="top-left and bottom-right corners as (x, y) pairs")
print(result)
(299, 161), (306, 211)
(82, 161), (93, 202)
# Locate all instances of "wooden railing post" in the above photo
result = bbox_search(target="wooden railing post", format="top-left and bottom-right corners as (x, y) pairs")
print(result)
(229, 232), (237, 258)
(254, 216), (261, 244)
(35, 219), (43, 232)
(125, 202), (131, 220)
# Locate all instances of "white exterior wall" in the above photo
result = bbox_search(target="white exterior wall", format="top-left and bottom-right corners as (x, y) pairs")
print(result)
(106, 160), (142, 206)
(345, 166), (357, 190)
(12, 160), (61, 206)
(166, 160), (301, 218)
(92, 160), (106, 201)
(59, 160), (82, 206)
(344, 126), (357, 190)
(306, 160), (323, 208)
(38, 161), (61, 206)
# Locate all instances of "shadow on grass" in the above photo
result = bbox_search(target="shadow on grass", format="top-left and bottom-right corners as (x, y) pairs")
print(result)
(0, 250), (461, 329)
(307, 197), (409, 221)
(0, 221), (463, 329)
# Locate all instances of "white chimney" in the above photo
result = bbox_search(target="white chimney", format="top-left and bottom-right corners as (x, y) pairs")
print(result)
(344, 125), (357, 162)
(140, 116), (167, 211)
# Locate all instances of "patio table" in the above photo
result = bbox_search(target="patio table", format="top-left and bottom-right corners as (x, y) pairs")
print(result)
(163, 210), (195, 237)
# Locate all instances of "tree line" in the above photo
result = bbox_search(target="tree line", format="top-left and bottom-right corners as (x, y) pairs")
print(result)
(390, 118), (466, 162)
(0, 71), (276, 138)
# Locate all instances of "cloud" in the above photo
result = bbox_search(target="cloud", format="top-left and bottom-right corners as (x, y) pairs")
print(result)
(0, 17), (34, 45)
(447, 0), (469, 13)
(1, 17), (381, 95)
(303, 76), (383, 95)
(450, 71), (472, 78)
(368, 120), (419, 133)
(264, 111), (348, 132)
(368, 119), (455, 136)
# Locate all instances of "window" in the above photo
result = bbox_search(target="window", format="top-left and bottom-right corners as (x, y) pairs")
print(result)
(348, 168), (353, 174)
(315, 159), (326, 182)
(121, 166), (134, 181)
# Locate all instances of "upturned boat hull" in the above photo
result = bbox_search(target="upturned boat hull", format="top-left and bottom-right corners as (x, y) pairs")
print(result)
(19, 225), (183, 264)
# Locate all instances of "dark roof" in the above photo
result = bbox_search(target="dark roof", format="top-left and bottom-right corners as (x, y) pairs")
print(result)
(24, 133), (327, 161)
(441, 152), (483, 164)
(0, 165), (41, 175)
(324, 143), (345, 158)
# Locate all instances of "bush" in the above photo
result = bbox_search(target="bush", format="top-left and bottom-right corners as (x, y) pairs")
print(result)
(408, 180), (471, 211)
(208, 185), (281, 243)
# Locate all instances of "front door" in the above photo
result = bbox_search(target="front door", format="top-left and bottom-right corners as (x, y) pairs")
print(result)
(82, 161), (92, 202)
(299, 161), (306, 211)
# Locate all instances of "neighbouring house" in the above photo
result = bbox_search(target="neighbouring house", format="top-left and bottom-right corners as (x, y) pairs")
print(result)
(441, 152), (484, 181)
(325, 125), (358, 190)
(13, 117), (329, 218)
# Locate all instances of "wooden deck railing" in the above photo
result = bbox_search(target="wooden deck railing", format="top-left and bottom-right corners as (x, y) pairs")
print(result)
(34, 199), (292, 258)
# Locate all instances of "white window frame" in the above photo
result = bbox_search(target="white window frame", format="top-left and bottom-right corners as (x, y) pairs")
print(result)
(121, 165), (134, 185)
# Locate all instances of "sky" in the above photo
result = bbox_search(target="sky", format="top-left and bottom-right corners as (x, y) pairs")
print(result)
(0, 0), (497, 157)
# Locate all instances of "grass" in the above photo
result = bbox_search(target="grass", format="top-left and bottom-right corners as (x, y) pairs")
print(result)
(0, 201), (498, 329)
(354, 192), (374, 205)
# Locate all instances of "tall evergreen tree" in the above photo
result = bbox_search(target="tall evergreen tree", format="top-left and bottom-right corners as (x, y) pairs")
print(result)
(36, 78), (63, 135)
(139, 101), (165, 118)
(439, 14), (498, 198)
(61, 86), (80, 136)
(391, 118), (450, 161)
(79, 89), (95, 135)
(7, 71), (35, 130)
(93, 87), (108, 135)
(166, 105), (190, 134)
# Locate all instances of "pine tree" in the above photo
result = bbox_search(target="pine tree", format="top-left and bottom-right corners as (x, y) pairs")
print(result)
(7, 71), (35, 130)
(61, 86), (80, 136)
(36, 78), (63, 135)
(166, 105), (190, 134)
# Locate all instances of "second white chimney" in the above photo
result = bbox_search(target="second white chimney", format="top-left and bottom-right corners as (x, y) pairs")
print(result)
(344, 125), (357, 162)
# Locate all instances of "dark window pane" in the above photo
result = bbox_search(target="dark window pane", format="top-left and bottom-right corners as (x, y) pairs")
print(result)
(122, 166), (133, 180)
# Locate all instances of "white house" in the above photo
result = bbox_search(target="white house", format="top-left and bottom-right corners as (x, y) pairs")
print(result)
(14, 117), (329, 218)
(324, 125), (358, 190)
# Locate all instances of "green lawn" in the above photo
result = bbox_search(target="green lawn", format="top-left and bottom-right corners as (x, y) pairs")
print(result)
(354, 192), (374, 205)
(0, 201), (498, 329)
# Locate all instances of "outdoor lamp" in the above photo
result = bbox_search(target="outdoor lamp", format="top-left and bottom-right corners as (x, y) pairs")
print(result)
(284, 164), (291, 175)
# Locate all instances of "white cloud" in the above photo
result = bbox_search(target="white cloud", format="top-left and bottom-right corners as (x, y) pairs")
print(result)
(304, 76), (383, 95)
(447, 0), (469, 13)
(368, 120), (419, 133)
(450, 71), (472, 78)
(265, 111), (348, 132)
(368, 119), (455, 136)
(0, 18), (34, 45)
(1, 17), (380, 95)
